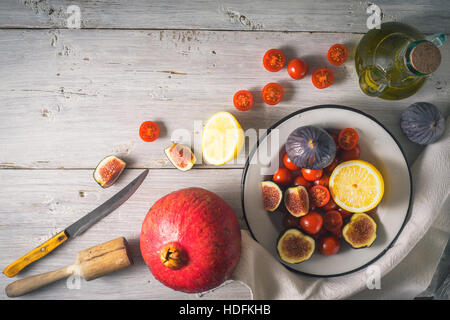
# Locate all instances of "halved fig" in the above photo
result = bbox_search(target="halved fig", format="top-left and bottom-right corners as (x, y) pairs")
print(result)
(277, 228), (315, 264)
(261, 181), (282, 212)
(93, 155), (126, 188)
(342, 213), (377, 248)
(164, 143), (196, 171)
(284, 186), (309, 217)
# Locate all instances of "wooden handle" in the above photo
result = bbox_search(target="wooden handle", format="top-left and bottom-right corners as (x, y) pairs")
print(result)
(5, 266), (73, 297)
(2, 230), (69, 277)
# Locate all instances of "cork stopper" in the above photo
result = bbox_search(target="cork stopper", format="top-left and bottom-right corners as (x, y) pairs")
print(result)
(409, 41), (441, 75)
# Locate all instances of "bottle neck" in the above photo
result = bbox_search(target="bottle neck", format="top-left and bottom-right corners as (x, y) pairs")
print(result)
(402, 40), (441, 76)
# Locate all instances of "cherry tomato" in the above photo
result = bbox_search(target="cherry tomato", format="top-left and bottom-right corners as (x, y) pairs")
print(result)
(300, 211), (323, 235)
(324, 158), (339, 175)
(312, 68), (334, 89)
(262, 83), (283, 105)
(273, 167), (292, 186)
(301, 168), (323, 181)
(327, 44), (348, 66)
(314, 174), (330, 187)
(283, 213), (300, 228)
(338, 144), (361, 161)
(309, 185), (330, 207)
(337, 207), (353, 220)
(322, 197), (338, 211)
(263, 49), (285, 72)
(338, 128), (359, 150)
(319, 236), (340, 256)
(139, 121), (159, 142)
(233, 90), (254, 111)
(293, 175), (312, 189)
(283, 154), (300, 171)
(323, 210), (343, 232)
(287, 58), (308, 80)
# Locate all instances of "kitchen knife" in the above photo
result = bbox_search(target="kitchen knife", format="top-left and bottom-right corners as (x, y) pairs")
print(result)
(2, 169), (149, 278)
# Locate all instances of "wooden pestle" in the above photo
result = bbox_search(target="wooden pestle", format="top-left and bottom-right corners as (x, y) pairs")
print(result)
(5, 237), (132, 297)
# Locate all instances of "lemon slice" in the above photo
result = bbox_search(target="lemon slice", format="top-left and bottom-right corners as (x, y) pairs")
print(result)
(329, 160), (384, 213)
(202, 111), (244, 165)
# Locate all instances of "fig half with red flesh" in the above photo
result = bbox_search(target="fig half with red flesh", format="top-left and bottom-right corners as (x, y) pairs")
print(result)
(284, 186), (309, 217)
(93, 155), (126, 188)
(165, 143), (196, 171)
(261, 181), (282, 212)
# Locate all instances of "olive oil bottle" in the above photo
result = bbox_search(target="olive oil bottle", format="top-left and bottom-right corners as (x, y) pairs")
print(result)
(355, 22), (446, 100)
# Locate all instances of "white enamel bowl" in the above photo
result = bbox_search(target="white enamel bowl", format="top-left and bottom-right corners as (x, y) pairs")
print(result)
(241, 105), (412, 277)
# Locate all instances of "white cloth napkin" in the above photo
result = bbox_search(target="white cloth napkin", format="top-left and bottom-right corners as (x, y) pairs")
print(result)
(232, 118), (450, 300)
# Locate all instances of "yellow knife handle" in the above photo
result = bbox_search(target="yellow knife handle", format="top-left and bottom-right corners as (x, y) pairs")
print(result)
(2, 230), (69, 278)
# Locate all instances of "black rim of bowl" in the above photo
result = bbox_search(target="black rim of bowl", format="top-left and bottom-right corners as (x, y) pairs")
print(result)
(240, 104), (413, 278)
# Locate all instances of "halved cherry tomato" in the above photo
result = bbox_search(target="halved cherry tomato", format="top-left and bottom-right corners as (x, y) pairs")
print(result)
(309, 185), (330, 207)
(312, 68), (334, 89)
(262, 83), (283, 105)
(338, 128), (359, 150)
(319, 236), (340, 256)
(338, 144), (361, 161)
(293, 175), (312, 189)
(273, 167), (292, 186)
(283, 213), (300, 228)
(301, 168), (323, 181)
(283, 154), (300, 171)
(327, 44), (348, 66)
(300, 211), (323, 235)
(139, 121), (159, 142)
(314, 174), (329, 187)
(287, 58), (308, 80)
(263, 49), (285, 72)
(233, 90), (254, 111)
(324, 158), (339, 175)
(323, 210), (343, 232)
(322, 197), (338, 211)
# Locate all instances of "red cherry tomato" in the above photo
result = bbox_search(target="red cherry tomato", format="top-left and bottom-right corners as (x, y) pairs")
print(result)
(338, 128), (359, 151)
(293, 176), (312, 189)
(300, 211), (323, 235)
(262, 83), (283, 105)
(139, 121), (159, 142)
(309, 185), (330, 207)
(283, 154), (300, 171)
(287, 58), (308, 80)
(337, 207), (353, 220)
(314, 174), (330, 187)
(338, 144), (361, 162)
(233, 90), (254, 111)
(327, 44), (348, 66)
(273, 167), (292, 186)
(322, 197), (338, 211)
(263, 49), (285, 72)
(324, 158), (339, 175)
(319, 236), (340, 256)
(323, 210), (343, 232)
(312, 68), (334, 89)
(301, 168), (323, 181)
(283, 213), (300, 228)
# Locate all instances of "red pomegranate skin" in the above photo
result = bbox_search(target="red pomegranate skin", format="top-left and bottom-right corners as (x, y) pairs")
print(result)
(140, 188), (241, 293)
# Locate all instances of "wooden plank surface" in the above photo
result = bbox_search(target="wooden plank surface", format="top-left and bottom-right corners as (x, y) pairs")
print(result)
(0, 0), (449, 33)
(0, 169), (252, 299)
(1, 29), (449, 170)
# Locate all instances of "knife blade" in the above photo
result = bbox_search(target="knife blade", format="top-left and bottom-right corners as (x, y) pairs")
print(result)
(3, 169), (149, 278)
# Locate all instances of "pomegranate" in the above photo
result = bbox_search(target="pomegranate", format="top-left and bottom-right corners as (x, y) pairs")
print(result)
(140, 188), (241, 293)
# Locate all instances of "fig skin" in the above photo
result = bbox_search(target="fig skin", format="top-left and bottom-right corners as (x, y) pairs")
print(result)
(93, 155), (126, 188)
(342, 213), (377, 248)
(261, 181), (283, 212)
(284, 186), (309, 217)
(277, 228), (315, 264)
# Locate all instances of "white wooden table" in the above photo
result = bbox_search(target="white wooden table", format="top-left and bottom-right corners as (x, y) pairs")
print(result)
(0, 0), (449, 300)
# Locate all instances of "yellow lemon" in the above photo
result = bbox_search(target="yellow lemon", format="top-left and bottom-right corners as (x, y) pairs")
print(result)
(329, 160), (384, 213)
(202, 112), (244, 165)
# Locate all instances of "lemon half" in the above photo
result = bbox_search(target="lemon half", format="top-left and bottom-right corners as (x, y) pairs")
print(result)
(329, 160), (384, 213)
(201, 112), (244, 165)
